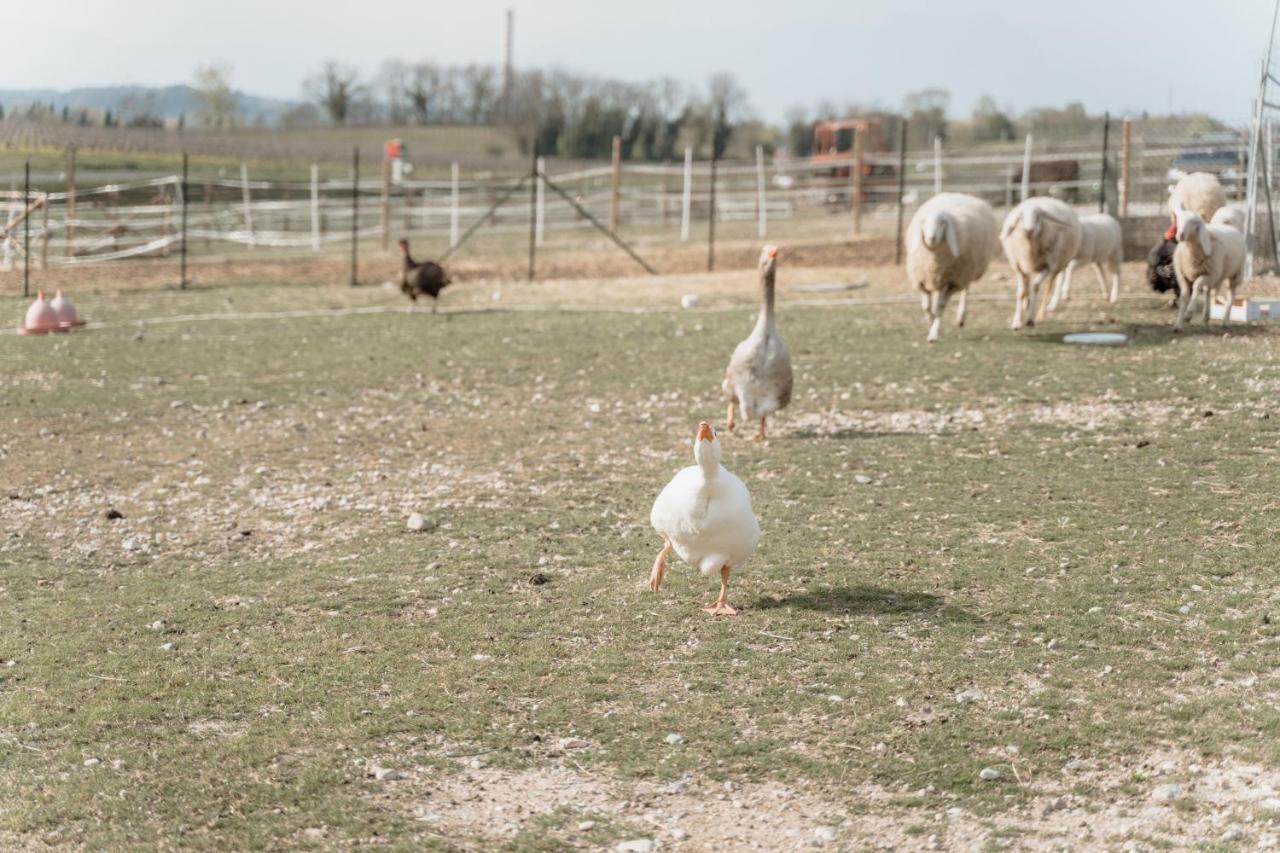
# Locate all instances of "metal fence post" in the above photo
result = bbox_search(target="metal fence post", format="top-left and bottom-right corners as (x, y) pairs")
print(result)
(23, 160), (30, 298)
(1119, 119), (1132, 217)
(180, 152), (188, 289)
(894, 123), (907, 265)
(351, 147), (359, 287)
(609, 135), (622, 233)
(1099, 112), (1110, 214)
(528, 142), (538, 281)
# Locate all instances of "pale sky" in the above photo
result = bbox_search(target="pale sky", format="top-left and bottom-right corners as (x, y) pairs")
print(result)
(2, 0), (1274, 123)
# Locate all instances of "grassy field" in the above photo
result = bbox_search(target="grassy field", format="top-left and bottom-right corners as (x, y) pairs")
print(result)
(2, 261), (1280, 850)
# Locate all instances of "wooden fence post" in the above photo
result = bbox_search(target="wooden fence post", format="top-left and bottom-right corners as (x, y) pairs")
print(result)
(755, 144), (767, 238)
(933, 135), (943, 195)
(680, 147), (692, 241)
(1020, 133), (1033, 202)
(64, 146), (76, 257)
(240, 162), (255, 247)
(609, 135), (622, 232)
(311, 163), (321, 251)
(851, 128), (865, 236)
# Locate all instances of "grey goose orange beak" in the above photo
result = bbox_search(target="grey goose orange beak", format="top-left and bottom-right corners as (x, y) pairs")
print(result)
(696, 421), (714, 442)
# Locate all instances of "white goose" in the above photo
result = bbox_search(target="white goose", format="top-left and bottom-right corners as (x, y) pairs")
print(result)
(723, 245), (793, 440)
(649, 422), (761, 616)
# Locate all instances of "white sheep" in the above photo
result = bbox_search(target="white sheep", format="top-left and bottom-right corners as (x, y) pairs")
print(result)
(905, 192), (999, 342)
(1210, 204), (1245, 232)
(1000, 197), (1082, 329)
(1172, 206), (1245, 331)
(1169, 172), (1226, 222)
(1048, 212), (1123, 309)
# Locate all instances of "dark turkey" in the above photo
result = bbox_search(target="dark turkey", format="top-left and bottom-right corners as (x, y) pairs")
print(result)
(399, 239), (451, 312)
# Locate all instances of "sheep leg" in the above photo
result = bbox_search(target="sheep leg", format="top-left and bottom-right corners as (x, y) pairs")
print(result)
(927, 289), (950, 343)
(1012, 272), (1028, 330)
(1202, 280), (1214, 324)
(955, 288), (968, 328)
(1092, 263), (1109, 301)
(1028, 270), (1052, 326)
(1223, 275), (1242, 326)
(1049, 263), (1074, 312)
(1173, 274), (1196, 332)
(726, 398), (737, 433)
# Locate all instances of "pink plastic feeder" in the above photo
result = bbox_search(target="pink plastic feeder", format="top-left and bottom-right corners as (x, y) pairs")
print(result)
(49, 289), (84, 329)
(19, 291), (62, 335)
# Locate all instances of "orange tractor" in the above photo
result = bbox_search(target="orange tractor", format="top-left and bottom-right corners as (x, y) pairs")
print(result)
(810, 119), (896, 179)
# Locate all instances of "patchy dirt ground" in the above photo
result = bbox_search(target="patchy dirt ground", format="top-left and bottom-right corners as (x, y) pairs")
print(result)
(3, 260), (1280, 850)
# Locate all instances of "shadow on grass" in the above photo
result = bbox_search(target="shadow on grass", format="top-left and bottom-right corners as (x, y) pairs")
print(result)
(753, 584), (977, 620)
(1017, 319), (1274, 349)
(786, 428), (915, 441)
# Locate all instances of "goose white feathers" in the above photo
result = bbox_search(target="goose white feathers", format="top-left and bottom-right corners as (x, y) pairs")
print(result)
(649, 422), (761, 616)
(723, 245), (793, 440)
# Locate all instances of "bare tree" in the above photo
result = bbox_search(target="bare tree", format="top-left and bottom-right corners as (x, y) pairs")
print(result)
(192, 64), (238, 129)
(459, 64), (498, 124)
(405, 63), (443, 123)
(306, 61), (362, 125)
(706, 72), (750, 158)
(378, 59), (409, 124)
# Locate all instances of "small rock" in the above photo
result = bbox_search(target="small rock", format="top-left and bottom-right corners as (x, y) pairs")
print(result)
(665, 733), (685, 745)
(1063, 759), (1089, 773)
(371, 766), (404, 781)
(122, 538), (143, 552)
(471, 654), (492, 662)
(979, 767), (1002, 781)
(853, 474), (873, 485)
(1221, 825), (1245, 842)
(671, 828), (688, 840)
(665, 779), (690, 794)
(954, 688), (985, 704)
(104, 508), (124, 520)
(615, 840), (654, 853)
(560, 737), (590, 750)
(828, 694), (845, 703)
(147, 620), (165, 631)
(1087, 606), (1103, 614)
(813, 827), (837, 842)
(577, 820), (596, 831)
(407, 513), (435, 532)
(160, 642), (175, 651)
(83, 757), (101, 767)
(1150, 783), (1181, 802)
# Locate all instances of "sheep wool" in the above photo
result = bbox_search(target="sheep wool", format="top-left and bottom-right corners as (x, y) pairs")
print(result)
(905, 192), (999, 342)
(1050, 212), (1124, 307)
(1172, 207), (1246, 331)
(1169, 172), (1227, 222)
(1000, 197), (1082, 329)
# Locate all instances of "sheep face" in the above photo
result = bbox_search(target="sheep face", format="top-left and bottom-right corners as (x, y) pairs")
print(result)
(920, 210), (959, 257)
(1175, 209), (1213, 256)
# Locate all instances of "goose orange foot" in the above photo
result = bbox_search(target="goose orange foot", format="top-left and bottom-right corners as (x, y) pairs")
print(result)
(702, 600), (737, 616)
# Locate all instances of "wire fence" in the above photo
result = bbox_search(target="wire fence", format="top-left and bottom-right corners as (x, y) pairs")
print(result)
(0, 116), (1266, 289)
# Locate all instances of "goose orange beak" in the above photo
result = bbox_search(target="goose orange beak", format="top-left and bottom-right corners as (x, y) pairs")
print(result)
(696, 422), (714, 442)
(764, 245), (778, 258)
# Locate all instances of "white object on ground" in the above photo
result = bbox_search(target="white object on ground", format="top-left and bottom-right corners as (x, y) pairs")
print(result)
(1062, 332), (1128, 346)
(680, 294), (699, 309)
